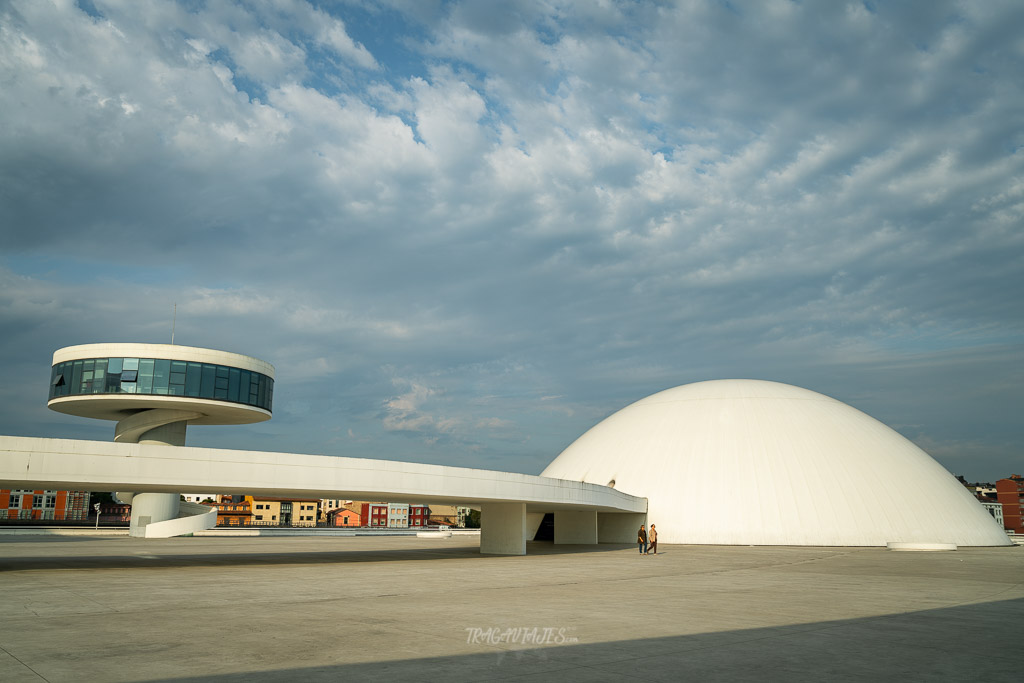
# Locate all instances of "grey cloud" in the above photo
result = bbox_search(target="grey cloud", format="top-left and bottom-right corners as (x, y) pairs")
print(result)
(0, 0), (1021, 481)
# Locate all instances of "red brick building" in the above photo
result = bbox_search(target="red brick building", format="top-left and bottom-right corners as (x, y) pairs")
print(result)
(365, 502), (431, 527)
(368, 503), (388, 527)
(409, 504), (429, 527)
(98, 501), (131, 524)
(995, 475), (1023, 533)
(1, 489), (90, 521)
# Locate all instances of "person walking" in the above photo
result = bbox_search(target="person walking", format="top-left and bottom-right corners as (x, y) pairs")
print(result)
(638, 524), (647, 555)
(647, 524), (658, 554)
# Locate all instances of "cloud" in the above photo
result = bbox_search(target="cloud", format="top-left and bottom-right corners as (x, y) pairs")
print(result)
(1, 0), (1022, 480)
(315, 16), (379, 70)
(381, 380), (437, 432)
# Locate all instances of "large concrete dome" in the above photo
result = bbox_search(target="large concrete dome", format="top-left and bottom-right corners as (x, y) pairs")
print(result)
(542, 380), (1009, 547)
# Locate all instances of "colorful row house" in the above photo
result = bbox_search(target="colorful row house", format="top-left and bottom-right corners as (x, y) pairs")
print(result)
(210, 495), (320, 527)
(249, 496), (320, 526)
(213, 498), (253, 526)
(330, 504), (366, 527)
(1, 489), (90, 521)
(366, 502), (431, 528)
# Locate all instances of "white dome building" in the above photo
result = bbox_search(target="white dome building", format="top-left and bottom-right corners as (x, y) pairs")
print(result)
(542, 380), (1009, 547)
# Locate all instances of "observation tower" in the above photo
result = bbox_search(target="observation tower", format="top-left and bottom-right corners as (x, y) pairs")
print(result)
(48, 343), (274, 536)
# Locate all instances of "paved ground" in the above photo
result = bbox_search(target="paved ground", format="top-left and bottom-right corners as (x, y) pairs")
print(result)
(0, 535), (1021, 682)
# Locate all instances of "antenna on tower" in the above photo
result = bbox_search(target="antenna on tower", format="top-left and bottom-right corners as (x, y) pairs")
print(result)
(171, 303), (177, 345)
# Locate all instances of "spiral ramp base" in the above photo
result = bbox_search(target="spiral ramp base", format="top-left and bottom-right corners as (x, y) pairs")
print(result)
(115, 409), (218, 538)
(139, 501), (219, 538)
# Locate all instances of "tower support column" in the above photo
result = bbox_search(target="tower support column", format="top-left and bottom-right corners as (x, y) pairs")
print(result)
(116, 409), (194, 537)
(129, 494), (181, 537)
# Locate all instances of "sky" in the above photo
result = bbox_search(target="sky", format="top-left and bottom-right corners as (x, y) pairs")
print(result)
(1, 0), (1021, 482)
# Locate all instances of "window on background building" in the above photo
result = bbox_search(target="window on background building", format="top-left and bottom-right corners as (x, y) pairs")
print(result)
(255, 515), (263, 521)
(44, 495), (56, 509)
(33, 495), (43, 508)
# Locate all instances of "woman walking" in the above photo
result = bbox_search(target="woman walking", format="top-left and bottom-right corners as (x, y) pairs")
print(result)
(647, 524), (658, 554)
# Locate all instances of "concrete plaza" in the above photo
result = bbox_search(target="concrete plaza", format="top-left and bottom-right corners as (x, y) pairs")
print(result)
(0, 535), (1021, 682)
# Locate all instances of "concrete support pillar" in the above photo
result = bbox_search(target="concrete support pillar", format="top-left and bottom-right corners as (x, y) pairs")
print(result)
(597, 512), (647, 544)
(116, 409), (193, 537)
(480, 502), (527, 555)
(554, 510), (598, 544)
(129, 493), (181, 537)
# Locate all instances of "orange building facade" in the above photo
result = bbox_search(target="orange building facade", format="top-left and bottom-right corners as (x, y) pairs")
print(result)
(1, 489), (91, 521)
(213, 499), (253, 526)
(331, 504), (366, 527)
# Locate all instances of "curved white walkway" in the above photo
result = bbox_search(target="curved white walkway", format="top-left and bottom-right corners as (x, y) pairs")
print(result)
(0, 436), (646, 554)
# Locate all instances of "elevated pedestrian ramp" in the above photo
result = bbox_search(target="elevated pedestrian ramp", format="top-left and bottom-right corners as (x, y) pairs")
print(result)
(0, 435), (646, 554)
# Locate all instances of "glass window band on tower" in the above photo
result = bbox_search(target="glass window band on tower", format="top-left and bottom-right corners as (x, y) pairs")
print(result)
(48, 357), (273, 412)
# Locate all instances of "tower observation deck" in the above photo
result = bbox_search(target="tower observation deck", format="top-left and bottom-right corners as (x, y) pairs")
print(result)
(48, 343), (274, 536)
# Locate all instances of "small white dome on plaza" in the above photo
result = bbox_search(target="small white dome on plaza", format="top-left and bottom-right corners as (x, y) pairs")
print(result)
(542, 380), (1009, 547)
